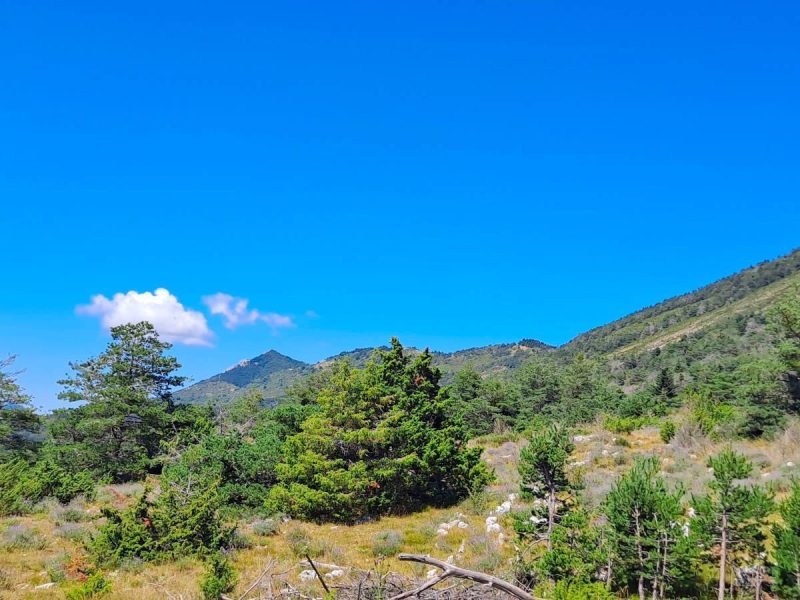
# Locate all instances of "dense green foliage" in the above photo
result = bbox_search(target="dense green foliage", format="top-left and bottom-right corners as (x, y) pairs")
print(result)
(52, 322), (185, 482)
(773, 480), (800, 598)
(0, 355), (40, 461)
(90, 479), (234, 566)
(200, 552), (238, 599)
(604, 456), (693, 599)
(694, 450), (774, 600)
(265, 339), (490, 522)
(519, 424), (575, 550)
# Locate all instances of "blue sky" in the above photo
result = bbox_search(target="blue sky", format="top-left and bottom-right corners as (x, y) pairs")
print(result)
(2, 1), (798, 410)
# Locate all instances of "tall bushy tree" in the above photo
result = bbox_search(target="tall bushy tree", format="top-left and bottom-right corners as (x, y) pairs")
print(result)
(451, 367), (497, 438)
(519, 424), (574, 551)
(0, 355), (40, 461)
(554, 355), (620, 424)
(653, 368), (677, 401)
(52, 322), (185, 482)
(604, 456), (692, 600)
(769, 290), (800, 412)
(518, 503), (610, 591)
(450, 367), (520, 437)
(516, 359), (561, 422)
(770, 290), (800, 373)
(265, 339), (490, 522)
(773, 479), (800, 599)
(694, 449), (773, 600)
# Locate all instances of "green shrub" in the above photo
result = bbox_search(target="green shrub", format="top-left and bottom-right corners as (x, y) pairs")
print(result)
(285, 526), (324, 557)
(251, 518), (280, 537)
(0, 458), (96, 517)
(227, 530), (253, 549)
(0, 460), (33, 515)
(65, 573), (109, 600)
(371, 530), (403, 557)
(90, 481), (234, 566)
(200, 552), (237, 600)
(603, 415), (650, 434)
(660, 420), (676, 444)
(551, 580), (615, 600)
(45, 555), (69, 583)
(688, 391), (736, 437)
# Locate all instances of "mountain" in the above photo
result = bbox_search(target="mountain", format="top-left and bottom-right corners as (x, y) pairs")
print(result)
(175, 341), (554, 405)
(174, 350), (313, 404)
(175, 249), (800, 405)
(562, 248), (800, 358)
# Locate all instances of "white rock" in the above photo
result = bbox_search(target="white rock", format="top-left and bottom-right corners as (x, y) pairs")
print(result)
(494, 500), (512, 515)
(682, 522), (690, 537)
(35, 583), (57, 590)
(762, 472), (771, 478)
(573, 435), (592, 442)
(427, 569), (438, 578)
(299, 570), (317, 582)
(687, 507), (696, 518)
(602, 450), (609, 456)
(436, 527), (449, 536)
(787, 462), (795, 467)
(446, 555), (454, 564)
(457, 520), (469, 529)
(325, 569), (345, 579)
(485, 516), (501, 533)
(508, 493), (517, 502)
(529, 515), (546, 525)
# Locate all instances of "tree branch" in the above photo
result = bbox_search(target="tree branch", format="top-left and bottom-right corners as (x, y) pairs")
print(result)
(390, 554), (537, 600)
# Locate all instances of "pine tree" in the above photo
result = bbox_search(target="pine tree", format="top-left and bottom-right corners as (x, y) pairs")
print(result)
(0, 355), (40, 461)
(266, 339), (489, 522)
(519, 424), (574, 551)
(694, 449), (773, 600)
(53, 322), (185, 482)
(653, 368), (676, 400)
(450, 366), (498, 437)
(604, 455), (690, 600)
(516, 359), (561, 422)
(772, 479), (800, 599)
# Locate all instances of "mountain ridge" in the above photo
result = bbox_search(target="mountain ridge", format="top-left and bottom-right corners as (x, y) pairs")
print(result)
(175, 248), (800, 405)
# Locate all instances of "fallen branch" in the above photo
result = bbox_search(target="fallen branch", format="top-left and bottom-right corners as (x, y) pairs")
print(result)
(390, 554), (536, 600)
(305, 554), (331, 595)
(237, 558), (276, 600)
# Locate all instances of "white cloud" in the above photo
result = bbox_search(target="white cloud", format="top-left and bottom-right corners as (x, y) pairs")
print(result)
(202, 293), (295, 332)
(78, 288), (213, 346)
